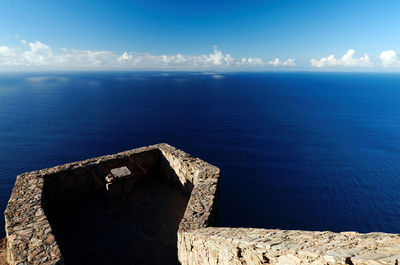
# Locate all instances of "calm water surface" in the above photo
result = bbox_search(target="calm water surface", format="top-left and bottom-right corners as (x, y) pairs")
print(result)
(1, 72), (400, 235)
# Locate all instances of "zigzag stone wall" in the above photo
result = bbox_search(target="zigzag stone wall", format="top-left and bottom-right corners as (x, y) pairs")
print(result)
(4, 143), (400, 265)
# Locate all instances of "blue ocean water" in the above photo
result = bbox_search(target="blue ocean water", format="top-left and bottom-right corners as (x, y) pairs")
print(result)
(1, 72), (400, 235)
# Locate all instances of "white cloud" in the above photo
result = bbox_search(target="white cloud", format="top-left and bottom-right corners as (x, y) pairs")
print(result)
(118, 52), (132, 61)
(238, 56), (294, 67)
(23, 41), (53, 65)
(341, 49), (371, 67)
(379, 50), (399, 67)
(59, 50), (115, 66)
(0, 46), (22, 66)
(207, 46), (225, 65)
(311, 55), (338, 67)
(240, 57), (264, 65)
(0, 46), (15, 56)
(269, 58), (295, 67)
(311, 49), (372, 68)
(28, 41), (51, 53)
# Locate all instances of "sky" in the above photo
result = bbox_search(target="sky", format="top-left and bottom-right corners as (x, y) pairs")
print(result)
(1, 0), (400, 71)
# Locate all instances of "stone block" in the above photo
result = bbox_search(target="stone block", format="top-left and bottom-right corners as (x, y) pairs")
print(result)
(110, 166), (131, 179)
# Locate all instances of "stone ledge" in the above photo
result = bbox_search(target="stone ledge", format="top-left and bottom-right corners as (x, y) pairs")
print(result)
(178, 227), (400, 265)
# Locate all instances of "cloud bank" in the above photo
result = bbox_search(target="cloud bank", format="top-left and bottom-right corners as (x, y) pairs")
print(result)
(0, 40), (297, 70)
(2, 40), (400, 70)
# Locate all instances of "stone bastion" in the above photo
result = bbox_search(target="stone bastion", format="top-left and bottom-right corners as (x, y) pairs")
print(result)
(4, 143), (400, 265)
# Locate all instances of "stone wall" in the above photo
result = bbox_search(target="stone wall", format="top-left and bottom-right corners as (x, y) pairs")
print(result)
(42, 149), (160, 209)
(160, 147), (400, 265)
(178, 227), (400, 265)
(5, 143), (400, 265)
(158, 145), (220, 232)
(4, 143), (215, 265)
(4, 146), (163, 264)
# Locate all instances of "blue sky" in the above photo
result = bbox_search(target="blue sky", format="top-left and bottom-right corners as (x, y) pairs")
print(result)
(1, 0), (400, 70)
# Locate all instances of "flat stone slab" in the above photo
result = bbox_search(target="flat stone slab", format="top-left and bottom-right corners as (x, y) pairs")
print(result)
(111, 166), (132, 179)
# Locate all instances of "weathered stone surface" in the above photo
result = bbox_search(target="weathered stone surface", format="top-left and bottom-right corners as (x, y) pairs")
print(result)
(110, 166), (131, 179)
(178, 228), (400, 265)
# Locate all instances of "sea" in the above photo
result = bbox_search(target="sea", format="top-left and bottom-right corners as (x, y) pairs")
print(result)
(1, 72), (400, 236)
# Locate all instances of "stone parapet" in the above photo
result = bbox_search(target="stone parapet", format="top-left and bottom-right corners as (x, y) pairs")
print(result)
(5, 144), (161, 264)
(5, 143), (400, 265)
(178, 227), (400, 265)
(4, 143), (219, 265)
(5, 171), (60, 265)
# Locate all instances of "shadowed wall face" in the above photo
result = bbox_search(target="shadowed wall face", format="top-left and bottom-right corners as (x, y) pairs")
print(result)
(42, 149), (161, 209)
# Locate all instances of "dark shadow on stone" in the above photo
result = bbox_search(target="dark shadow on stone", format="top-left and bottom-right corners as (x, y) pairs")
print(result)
(42, 150), (190, 265)
(45, 178), (188, 265)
